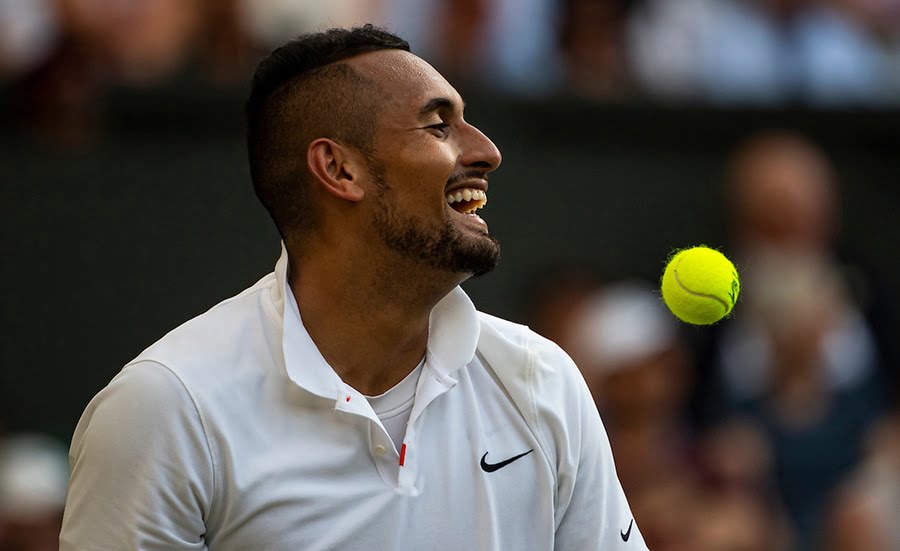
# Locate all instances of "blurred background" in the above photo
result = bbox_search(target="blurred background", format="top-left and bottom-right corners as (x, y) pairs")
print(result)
(1, 0), (899, 550)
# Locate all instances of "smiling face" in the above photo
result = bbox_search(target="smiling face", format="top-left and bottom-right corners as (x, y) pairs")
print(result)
(349, 50), (503, 277)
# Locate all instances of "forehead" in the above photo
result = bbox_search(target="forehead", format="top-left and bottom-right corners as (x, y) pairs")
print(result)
(348, 50), (461, 120)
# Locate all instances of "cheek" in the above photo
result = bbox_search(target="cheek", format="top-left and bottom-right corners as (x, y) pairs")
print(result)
(410, 140), (457, 178)
(391, 142), (458, 205)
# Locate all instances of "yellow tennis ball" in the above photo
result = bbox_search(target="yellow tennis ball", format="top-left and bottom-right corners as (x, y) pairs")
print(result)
(661, 246), (740, 325)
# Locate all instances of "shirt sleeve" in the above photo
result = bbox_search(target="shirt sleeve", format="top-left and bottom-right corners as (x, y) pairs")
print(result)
(60, 360), (214, 551)
(532, 342), (649, 551)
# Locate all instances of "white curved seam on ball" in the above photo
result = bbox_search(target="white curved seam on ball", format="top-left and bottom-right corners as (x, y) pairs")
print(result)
(673, 258), (729, 314)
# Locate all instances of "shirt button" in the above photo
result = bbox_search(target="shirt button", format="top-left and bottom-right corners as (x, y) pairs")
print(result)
(374, 444), (387, 456)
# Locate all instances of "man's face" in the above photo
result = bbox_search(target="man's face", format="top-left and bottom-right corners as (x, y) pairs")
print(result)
(350, 50), (503, 277)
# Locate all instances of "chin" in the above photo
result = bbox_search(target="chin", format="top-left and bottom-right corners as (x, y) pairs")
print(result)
(452, 235), (501, 277)
(373, 202), (500, 277)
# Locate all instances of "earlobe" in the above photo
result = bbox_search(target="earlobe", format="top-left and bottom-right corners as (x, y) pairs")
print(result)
(307, 139), (366, 202)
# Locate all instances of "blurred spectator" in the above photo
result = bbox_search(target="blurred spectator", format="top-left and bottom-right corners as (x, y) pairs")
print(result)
(724, 130), (900, 386)
(706, 131), (888, 549)
(626, 0), (715, 101)
(690, 489), (785, 551)
(699, 419), (774, 496)
(381, 0), (563, 95)
(64, 0), (205, 83)
(0, 434), (69, 551)
(558, 0), (634, 99)
(2, 0), (287, 144)
(628, 0), (898, 106)
(825, 414), (900, 551)
(0, 0), (60, 78)
(728, 132), (836, 253)
(5, 0), (225, 144)
(719, 131), (891, 404)
(626, 472), (700, 551)
(695, 419), (794, 551)
(239, 0), (383, 47)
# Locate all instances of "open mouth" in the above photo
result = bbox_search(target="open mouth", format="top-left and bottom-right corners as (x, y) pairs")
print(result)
(446, 188), (487, 216)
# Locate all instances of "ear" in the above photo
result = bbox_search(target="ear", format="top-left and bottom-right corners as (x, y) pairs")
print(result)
(307, 138), (366, 202)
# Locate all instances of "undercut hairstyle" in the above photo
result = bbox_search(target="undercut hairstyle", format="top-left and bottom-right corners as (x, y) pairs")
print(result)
(246, 25), (410, 240)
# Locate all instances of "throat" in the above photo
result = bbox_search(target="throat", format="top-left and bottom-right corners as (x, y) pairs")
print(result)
(329, 337), (428, 396)
(293, 276), (431, 396)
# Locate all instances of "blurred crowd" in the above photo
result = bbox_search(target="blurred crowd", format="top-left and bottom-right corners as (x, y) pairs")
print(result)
(3, 0), (900, 143)
(522, 130), (899, 551)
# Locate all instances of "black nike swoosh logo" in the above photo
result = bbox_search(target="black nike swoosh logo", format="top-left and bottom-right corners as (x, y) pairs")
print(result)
(621, 519), (633, 542)
(480, 449), (533, 472)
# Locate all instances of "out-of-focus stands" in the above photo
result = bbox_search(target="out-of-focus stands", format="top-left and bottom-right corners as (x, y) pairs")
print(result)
(4, 0), (900, 146)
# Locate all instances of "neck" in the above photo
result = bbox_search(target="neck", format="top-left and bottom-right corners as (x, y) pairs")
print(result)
(287, 237), (465, 395)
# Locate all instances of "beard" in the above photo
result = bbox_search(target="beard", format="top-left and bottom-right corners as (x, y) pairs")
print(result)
(370, 168), (500, 277)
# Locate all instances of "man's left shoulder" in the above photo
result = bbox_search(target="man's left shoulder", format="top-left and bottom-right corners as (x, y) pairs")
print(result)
(475, 311), (581, 383)
(477, 311), (553, 347)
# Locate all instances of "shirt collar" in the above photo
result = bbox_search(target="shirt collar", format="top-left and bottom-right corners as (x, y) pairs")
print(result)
(425, 286), (480, 385)
(276, 244), (343, 399)
(273, 244), (481, 397)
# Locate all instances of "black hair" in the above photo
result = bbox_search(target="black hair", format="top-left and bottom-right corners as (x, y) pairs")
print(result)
(246, 25), (410, 240)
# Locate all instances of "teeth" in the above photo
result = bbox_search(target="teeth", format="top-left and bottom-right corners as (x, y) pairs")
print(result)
(445, 188), (487, 205)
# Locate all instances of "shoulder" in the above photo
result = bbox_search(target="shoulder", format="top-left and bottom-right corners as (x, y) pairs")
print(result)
(84, 273), (285, 452)
(80, 360), (193, 425)
(64, 360), (215, 547)
(476, 311), (565, 355)
(70, 359), (213, 478)
(476, 310), (594, 458)
(135, 273), (281, 384)
(476, 310), (583, 388)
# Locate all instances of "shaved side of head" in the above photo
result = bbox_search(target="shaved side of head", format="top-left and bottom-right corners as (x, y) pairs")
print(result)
(246, 26), (410, 241)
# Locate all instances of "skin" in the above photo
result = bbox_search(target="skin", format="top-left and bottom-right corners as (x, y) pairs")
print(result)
(287, 49), (502, 395)
(728, 133), (836, 253)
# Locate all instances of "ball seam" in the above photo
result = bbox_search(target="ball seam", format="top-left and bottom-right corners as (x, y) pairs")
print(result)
(672, 258), (729, 315)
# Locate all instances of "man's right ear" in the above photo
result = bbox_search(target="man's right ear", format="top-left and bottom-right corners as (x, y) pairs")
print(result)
(307, 138), (366, 202)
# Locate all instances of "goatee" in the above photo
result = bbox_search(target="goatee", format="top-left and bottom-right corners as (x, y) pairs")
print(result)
(371, 172), (500, 277)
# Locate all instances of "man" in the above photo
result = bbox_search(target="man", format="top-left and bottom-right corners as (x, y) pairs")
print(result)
(60, 25), (646, 550)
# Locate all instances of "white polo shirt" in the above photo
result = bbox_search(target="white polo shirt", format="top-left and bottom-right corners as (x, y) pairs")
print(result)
(61, 247), (647, 551)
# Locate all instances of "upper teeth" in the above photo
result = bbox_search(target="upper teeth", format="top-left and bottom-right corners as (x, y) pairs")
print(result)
(446, 188), (487, 205)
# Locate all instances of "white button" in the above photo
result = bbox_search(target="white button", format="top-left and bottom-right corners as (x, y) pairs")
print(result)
(374, 444), (387, 456)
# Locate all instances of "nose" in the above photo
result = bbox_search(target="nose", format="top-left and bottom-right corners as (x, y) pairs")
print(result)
(460, 122), (502, 174)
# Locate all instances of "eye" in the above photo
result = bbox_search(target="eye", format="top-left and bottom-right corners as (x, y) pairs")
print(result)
(426, 122), (450, 137)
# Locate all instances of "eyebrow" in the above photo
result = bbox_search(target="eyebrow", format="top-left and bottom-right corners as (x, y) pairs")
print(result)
(418, 97), (463, 120)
